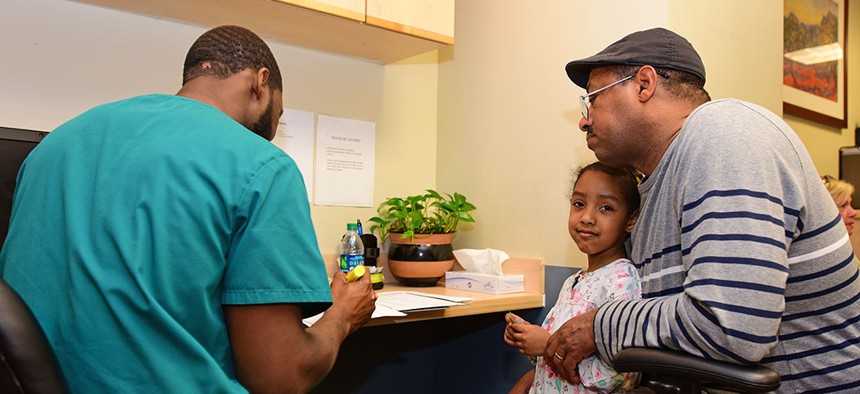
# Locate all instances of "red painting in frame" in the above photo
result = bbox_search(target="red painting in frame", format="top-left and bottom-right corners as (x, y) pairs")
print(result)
(783, 0), (848, 129)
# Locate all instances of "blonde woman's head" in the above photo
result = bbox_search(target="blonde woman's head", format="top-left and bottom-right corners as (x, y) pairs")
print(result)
(823, 175), (856, 235)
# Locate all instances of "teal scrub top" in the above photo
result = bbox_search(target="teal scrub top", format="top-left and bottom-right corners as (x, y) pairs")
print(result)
(0, 94), (332, 393)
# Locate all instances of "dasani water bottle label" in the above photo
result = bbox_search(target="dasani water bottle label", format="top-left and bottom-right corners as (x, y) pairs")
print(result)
(340, 254), (364, 273)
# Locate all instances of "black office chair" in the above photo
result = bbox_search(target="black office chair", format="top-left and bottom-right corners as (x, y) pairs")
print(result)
(0, 279), (69, 393)
(613, 347), (780, 394)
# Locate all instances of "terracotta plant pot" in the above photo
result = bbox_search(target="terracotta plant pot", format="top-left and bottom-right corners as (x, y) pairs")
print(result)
(388, 232), (456, 287)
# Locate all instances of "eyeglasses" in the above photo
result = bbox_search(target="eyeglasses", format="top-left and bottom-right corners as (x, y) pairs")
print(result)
(579, 73), (637, 119)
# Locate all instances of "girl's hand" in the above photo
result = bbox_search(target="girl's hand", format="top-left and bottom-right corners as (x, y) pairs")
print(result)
(504, 313), (550, 357)
(503, 312), (522, 347)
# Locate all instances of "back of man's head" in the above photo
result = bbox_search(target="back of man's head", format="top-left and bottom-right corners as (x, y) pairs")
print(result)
(182, 25), (283, 91)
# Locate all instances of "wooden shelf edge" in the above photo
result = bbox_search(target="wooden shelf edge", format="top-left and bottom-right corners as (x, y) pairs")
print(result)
(366, 15), (455, 45)
(366, 293), (544, 327)
(272, 0), (365, 22)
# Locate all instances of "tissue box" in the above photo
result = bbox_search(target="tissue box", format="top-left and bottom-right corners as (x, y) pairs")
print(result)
(444, 271), (524, 294)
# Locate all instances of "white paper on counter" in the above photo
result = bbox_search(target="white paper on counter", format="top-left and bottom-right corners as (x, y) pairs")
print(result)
(302, 303), (406, 327)
(273, 108), (315, 200)
(404, 291), (472, 304)
(375, 291), (467, 312)
(302, 291), (470, 327)
(313, 115), (375, 207)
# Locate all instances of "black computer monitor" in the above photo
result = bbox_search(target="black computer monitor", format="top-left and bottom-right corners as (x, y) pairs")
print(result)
(0, 127), (48, 252)
(838, 146), (860, 209)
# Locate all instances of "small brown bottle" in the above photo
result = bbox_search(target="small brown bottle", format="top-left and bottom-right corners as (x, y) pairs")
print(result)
(360, 233), (383, 290)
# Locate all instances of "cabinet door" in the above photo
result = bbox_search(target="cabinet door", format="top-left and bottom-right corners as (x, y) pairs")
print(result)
(279, 0), (365, 21)
(366, 0), (455, 44)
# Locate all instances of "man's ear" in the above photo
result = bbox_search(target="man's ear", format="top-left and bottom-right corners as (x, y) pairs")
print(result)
(252, 67), (271, 101)
(635, 66), (659, 102)
(626, 209), (640, 233)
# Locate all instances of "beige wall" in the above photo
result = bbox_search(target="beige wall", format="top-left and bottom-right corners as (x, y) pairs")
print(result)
(668, 0), (783, 111)
(307, 51), (440, 253)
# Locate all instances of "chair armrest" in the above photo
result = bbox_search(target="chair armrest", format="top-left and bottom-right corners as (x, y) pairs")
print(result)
(612, 347), (780, 393)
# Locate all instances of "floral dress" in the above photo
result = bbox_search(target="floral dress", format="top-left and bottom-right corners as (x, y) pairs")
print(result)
(530, 258), (642, 394)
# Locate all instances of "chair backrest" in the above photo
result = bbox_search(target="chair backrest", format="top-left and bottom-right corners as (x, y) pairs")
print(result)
(0, 279), (69, 393)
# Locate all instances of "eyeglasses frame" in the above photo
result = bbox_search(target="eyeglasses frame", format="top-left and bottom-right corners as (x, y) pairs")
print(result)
(579, 67), (671, 119)
(579, 73), (636, 120)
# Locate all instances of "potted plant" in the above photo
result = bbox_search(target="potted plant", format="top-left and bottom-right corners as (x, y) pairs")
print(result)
(368, 189), (476, 286)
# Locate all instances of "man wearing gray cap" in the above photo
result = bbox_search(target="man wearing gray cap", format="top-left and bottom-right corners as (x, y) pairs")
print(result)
(545, 27), (860, 392)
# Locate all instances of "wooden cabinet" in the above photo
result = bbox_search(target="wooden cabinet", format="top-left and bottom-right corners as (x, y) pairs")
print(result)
(72, 0), (455, 64)
(282, 0), (455, 45)
(366, 0), (455, 45)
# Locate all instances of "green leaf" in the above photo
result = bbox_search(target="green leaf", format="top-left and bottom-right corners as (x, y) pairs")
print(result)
(369, 189), (477, 238)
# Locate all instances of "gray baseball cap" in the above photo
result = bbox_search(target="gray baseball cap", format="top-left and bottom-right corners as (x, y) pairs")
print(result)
(565, 27), (705, 89)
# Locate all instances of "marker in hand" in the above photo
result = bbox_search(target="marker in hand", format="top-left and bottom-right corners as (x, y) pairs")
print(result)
(345, 265), (367, 283)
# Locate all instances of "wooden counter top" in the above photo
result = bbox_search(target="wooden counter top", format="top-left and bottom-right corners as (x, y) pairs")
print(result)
(323, 255), (546, 326)
(366, 282), (544, 326)
(346, 256), (545, 326)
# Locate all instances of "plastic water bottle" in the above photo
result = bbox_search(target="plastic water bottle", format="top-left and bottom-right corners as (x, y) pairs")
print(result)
(339, 223), (365, 273)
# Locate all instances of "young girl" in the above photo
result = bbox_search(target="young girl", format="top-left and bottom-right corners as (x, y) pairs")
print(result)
(504, 162), (642, 394)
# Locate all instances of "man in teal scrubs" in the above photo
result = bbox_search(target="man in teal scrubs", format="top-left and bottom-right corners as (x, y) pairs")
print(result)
(0, 25), (375, 393)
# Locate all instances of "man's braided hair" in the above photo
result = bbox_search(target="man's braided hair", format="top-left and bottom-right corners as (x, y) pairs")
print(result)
(183, 25), (282, 91)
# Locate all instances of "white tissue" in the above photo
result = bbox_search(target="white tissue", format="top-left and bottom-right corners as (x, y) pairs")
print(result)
(453, 248), (509, 276)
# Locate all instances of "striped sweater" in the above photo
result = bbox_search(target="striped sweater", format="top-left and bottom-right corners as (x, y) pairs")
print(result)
(594, 99), (860, 393)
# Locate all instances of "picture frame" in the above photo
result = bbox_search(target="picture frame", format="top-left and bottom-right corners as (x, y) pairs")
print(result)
(783, 0), (848, 129)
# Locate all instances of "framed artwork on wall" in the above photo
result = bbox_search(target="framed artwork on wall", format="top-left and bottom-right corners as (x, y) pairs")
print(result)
(783, 0), (848, 129)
